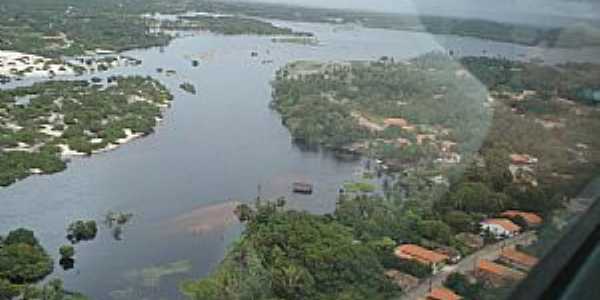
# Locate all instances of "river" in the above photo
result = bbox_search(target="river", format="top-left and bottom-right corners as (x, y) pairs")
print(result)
(1, 19), (599, 299)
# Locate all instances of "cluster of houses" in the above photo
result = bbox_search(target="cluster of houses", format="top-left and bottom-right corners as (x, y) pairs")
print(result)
(350, 116), (462, 169)
(480, 210), (543, 239)
(410, 244), (540, 300)
(386, 210), (543, 300)
(509, 153), (539, 187)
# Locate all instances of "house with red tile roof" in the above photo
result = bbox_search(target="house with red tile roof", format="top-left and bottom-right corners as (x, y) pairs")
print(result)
(499, 247), (539, 271)
(501, 210), (543, 227)
(384, 118), (409, 128)
(427, 287), (462, 300)
(480, 218), (521, 238)
(475, 259), (526, 287)
(394, 244), (449, 274)
(510, 154), (538, 165)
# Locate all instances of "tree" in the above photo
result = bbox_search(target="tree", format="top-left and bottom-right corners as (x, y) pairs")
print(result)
(444, 272), (485, 300)
(59, 245), (75, 260)
(67, 220), (98, 243)
(444, 211), (475, 233)
(448, 183), (504, 213)
(4, 228), (38, 246)
(416, 220), (453, 244)
(0, 278), (20, 299)
(0, 243), (53, 283)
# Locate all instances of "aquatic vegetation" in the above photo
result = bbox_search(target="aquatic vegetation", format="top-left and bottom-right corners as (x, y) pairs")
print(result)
(126, 260), (193, 288)
(343, 181), (376, 193)
(66, 220), (98, 243)
(179, 82), (197, 95)
(104, 211), (134, 241)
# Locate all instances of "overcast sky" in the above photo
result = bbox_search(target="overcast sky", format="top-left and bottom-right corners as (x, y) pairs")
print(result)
(241, 0), (600, 24)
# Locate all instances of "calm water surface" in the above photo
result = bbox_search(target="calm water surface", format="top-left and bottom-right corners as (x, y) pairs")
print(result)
(1, 20), (598, 299)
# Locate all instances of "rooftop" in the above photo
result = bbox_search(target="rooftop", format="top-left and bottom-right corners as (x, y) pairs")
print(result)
(500, 248), (539, 268)
(477, 259), (525, 280)
(427, 287), (462, 300)
(481, 218), (521, 233)
(501, 210), (543, 225)
(384, 118), (409, 127)
(394, 244), (449, 264)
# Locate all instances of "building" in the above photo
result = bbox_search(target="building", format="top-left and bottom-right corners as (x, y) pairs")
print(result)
(384, 118), (409, 128)
(475, 259), (526, 287)
(394, 244), (449, 274)
(416, 134), (437, 145)
(510, 154), (538, 165)
(480, 218), (521, 238)
(499, 248), (539, 271)
(427, 287), (462, 300)
(500, 210), (543, 227)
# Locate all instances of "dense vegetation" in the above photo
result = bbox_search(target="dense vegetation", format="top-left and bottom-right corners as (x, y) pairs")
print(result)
(184, 55), (600, 299)
(160, 15), (312, 36)
(0, 0), (172, 57)
(0, 76), (173, 187)
(461, 57), (600, 105)
(181, 199), (399, 300)
(0, 228), (87, 299)
(272, 54), (490, 154)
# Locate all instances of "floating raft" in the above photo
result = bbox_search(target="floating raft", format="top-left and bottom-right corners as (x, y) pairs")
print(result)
(293, 182), (313, 194)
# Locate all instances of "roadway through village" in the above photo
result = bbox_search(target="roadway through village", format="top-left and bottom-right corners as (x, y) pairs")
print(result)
(401, 231), (537, 299)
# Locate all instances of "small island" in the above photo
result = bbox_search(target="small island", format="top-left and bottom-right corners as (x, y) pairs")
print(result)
(179, 82), (197, 95)
(271, 37), (319, 46)
(0, 76), (173, 187)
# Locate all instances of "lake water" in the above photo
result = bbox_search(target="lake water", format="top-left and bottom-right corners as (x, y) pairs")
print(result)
(1, 20), (599, 299)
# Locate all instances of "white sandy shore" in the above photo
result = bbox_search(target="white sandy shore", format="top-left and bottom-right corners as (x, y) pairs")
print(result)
(57, 128), (144, 158)
(0, 50), (75, 79)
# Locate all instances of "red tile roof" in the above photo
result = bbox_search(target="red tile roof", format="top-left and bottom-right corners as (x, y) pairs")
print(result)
(510, 154), (537, 164)
(384, 118), (409, 127)
(428, 287), (462, 300)
(481, 218), (521, 233)
(477, 259), (525, 280)
(394, 244), (449, 265)
(500, 248), (539, 268)
(501, 210), (543, 225)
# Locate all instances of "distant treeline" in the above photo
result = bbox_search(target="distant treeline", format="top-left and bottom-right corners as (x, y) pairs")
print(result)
(1, 0), (598, 57)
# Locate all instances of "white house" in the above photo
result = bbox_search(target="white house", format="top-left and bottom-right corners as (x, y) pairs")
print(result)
(480, 218), (521, 239)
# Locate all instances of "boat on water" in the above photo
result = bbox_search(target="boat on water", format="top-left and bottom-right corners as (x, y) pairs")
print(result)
(292, 182), (313, 194)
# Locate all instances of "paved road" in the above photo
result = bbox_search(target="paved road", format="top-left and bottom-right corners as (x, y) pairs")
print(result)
(400, 231), (537, 300)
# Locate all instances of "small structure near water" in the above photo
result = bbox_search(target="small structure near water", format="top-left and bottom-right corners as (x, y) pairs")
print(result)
(292, 182), (313, 194)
